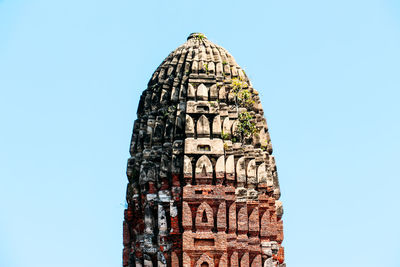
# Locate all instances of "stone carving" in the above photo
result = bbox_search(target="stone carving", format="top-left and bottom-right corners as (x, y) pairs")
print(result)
(212, 115), (222, 137)
(215, 155), (225, 184)
(196, 115), (210, 137)
(195, 155), (213, 184)
(182, 201), (193, 230)
(185, 115), (195, 137)
(123, 33), (285, 266)
(195, 254), (214, 267)
(196, 84), (208, 100)
(195, 202), (213, 230)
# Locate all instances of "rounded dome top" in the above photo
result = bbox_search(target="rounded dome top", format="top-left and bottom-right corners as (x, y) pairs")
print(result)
(143, 33), (254, 104)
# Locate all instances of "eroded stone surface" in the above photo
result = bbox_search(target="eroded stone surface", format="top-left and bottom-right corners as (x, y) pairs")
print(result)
(123, 33), (285, 266)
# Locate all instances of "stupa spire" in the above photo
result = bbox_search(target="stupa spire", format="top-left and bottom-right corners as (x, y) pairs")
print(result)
(123, 33), (285, 267)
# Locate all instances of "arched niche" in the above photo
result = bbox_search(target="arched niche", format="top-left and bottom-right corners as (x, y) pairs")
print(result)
(191, 61), (198, 74)
(257, 163), (267, 183)
(212, 115), (222, 136)
(231, 65), (238, 76)
(219, 253), (228, 267)
(216, 62), (223, 76)
(215, 155), (225, 183)
(218, 86), (226, 101)
(195, 253), (214, 267)
(208, 62), (215, 75)
(228, 202), (236, 232)
(183, 155), (192, 184)
(230, 252), (239, 267)
(174, 109), (185, 134)
(153, 122), (164, 143)
(260, 210), (276, 238)
(237, 205), (248, 232)
(251, 254), (262, 267)
(247, 159), (256, 178)
(185, 115), (195, 137)
(248, 207), (259, 233)
(236, 157), (246, 184)
(217, 202), (226, 231)
(170, 86), (179, 102)
(247, 159), (257, 185)
(275, 200), (283, 217)
(210, 84), (218, 100)
(195, 155), (213, 183)
(225, 155), (235, 182)
(144, 126), (153, 147)
(160, 89), (169, 105)
(195, 202), (213, 230)
(197, 83), (208, 100)
(197, 115), (210, 137)
(182, 201), (192, 230)
(222, 117), (231, 137)
(188, 83), (196, 99)
(231, 120), (239, 139)
(240, 252), (249, 267)
(179, 84), (187, 101)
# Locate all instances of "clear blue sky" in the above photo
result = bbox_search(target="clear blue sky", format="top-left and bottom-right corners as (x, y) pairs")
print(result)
(1, 1), (399, 266)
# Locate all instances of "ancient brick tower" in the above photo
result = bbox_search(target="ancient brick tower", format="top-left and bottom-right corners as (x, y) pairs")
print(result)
(123, 33), (285, 267)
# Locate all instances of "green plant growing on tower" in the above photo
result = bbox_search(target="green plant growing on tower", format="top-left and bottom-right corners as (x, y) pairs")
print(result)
(194, 33), (206, 41)
(237, 88), (255, 109)
(221, 131), (229, 140)
(162, 110), (169, 118)
(231, 77), (255, 108)
(236, 111), (258, 139)
(261, 140), (268, 151)
(208, 101), (217, 108)
(231, 77), (248, 94)
(203, 63), (209, 75)
(223, 142), (229, 151)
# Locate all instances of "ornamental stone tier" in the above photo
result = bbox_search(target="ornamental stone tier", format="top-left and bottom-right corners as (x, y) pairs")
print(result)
(123, 33), (285, 267)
